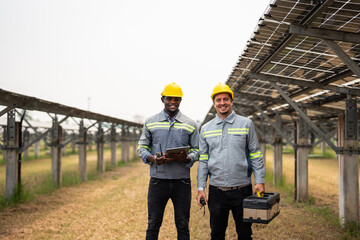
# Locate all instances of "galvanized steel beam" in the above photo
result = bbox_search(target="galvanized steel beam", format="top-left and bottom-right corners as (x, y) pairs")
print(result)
(290, 25), (360, 44)
(0, 106), (13, 117)
(251, 103), (294, 148)
(0, 89), (142, 128)
(269, 82), (339, 152)
(250, 72), (360, 96)
(323, 39), (360, 80)
(18, 115), (70, 153)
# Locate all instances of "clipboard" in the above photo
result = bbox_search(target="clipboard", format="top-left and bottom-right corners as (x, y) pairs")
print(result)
(165, 146), (190, 155)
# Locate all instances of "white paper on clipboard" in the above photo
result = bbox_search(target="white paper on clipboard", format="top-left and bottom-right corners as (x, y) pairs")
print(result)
(165, 146), (190, 155)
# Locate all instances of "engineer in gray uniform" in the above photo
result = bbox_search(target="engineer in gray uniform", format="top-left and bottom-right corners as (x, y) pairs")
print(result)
(197, 83), (265, 240)
(138, 82), (199, 240)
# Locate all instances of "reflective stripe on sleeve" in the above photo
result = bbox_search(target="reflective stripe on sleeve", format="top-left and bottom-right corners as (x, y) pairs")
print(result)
(249, 151), (263, 159)
(137, 145), (151, 151)
(199, 154), (209, 160)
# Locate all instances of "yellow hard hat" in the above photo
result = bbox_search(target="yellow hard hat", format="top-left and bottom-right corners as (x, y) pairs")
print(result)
(161, 82), (183, 97)
(211, 82), (234, 99)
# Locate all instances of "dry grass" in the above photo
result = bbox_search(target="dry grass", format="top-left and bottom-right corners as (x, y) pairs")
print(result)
(0, 148), (359, 239)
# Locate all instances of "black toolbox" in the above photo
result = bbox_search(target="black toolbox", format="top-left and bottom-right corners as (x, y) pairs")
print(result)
(243, 192), (280, 224)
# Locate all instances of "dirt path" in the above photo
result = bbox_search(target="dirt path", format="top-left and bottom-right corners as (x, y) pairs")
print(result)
(0, 152), (359, 239)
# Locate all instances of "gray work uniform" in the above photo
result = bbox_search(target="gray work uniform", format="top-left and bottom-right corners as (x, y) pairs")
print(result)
(138, 110), (200, 179)
(197, 111), (265, 190)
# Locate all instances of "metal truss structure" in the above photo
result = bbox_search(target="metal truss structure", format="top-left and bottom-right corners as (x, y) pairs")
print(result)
(0, 88), (143, 202)
(202, 0), (359, 226)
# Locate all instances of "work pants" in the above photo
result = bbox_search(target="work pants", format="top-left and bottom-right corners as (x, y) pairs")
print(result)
(146, 177), (191, 240)
(208, 184), (252, 240)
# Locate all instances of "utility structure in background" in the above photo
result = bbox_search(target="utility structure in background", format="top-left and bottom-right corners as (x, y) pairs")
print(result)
(202, 0), (360, 226)
(0, 89), (142, 202)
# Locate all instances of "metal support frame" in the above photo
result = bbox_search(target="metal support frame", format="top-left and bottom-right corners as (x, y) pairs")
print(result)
(7, 110), (16, 143)
(14, 109), (36, 132)
(18, 115), (70, 153)
(251, 103), (294, 148)
(289, 24), (360, 44)
(298, 109), (308, 140)
(345, 96), (357, 140)
(296, 108), (309, 202)
(312, 129), (336, 148)
(61, 133), (78, 148)
(51, 116), (62, 188)
(269, 82), (339, 152)
(121, 125), (130, 162)
(96, 122), (105, 173)
(260, 116), (265, 141)
(274, 113), (282, 143)
(110, 123), (117, 168)
(272, 113), (283, 186)
(23, 128), (30, 159)
(338, 97), (359, 225)
(0, 106), (13, 117)
(131, 127), (138, 160)
(5, 110), (19, 201)
(323, 39), (360, 79)
(78, 120), (87, 181)
(234, 93), (343, 115)
(250, 72), (360, 96)
(1, 126), (6, 156)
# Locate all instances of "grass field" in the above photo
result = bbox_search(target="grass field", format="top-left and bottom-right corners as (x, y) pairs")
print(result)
(0, 146), (359, 239)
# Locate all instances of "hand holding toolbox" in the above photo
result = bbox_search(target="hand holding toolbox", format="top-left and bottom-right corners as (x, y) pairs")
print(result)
(243, 191), (280, 224)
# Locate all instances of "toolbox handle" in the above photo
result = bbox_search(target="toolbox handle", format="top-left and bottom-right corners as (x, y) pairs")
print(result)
(256, 190), (264, 198)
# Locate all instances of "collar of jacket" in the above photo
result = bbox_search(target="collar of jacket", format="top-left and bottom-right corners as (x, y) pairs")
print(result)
(215, 110), (236, 125)
(161, 109), (184, 123)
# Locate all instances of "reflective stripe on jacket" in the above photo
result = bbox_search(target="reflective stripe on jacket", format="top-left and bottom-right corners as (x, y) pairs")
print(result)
(197, 111), (265, 190)
(138, 110), (200, 179)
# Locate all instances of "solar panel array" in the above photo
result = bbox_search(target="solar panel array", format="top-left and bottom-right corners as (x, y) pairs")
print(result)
(203, 0), (360, 132)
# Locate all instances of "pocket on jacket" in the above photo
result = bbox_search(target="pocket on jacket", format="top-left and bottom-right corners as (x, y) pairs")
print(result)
(232, 134), (247, 148)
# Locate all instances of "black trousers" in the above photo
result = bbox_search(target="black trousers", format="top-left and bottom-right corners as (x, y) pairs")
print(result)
(208, 184), (253, 240)
(146, 178), (191, 240)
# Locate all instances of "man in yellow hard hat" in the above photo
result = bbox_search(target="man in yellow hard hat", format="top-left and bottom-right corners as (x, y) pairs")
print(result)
(138, 82), (199, 240)
(196, 82), (265, 240)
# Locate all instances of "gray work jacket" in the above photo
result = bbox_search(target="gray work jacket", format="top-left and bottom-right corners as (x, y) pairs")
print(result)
(138, 110), (200, 179)
(197, 111), (265, 190)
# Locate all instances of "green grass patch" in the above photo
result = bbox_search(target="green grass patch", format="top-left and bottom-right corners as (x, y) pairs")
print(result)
(62, 171), (82, 187)
(87, 169), (101, 181)
(0, 156), (140, 211)
(282, 148), (295, 154)
(105, 161), (115, 172)
(266, 167), (360, 238)
(36, 174), (56, 195)
(0, 147), (98, 166)
(308, 150), (336, 160)
(305, 203), (339, 226)
(117, 157), (140, 167)
(265, 144), (273, 149)
(344, 222), (360, 239)
(0, 184), (34, 210)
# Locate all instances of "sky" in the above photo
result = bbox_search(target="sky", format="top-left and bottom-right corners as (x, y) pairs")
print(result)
(0, 0), (271, 125)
